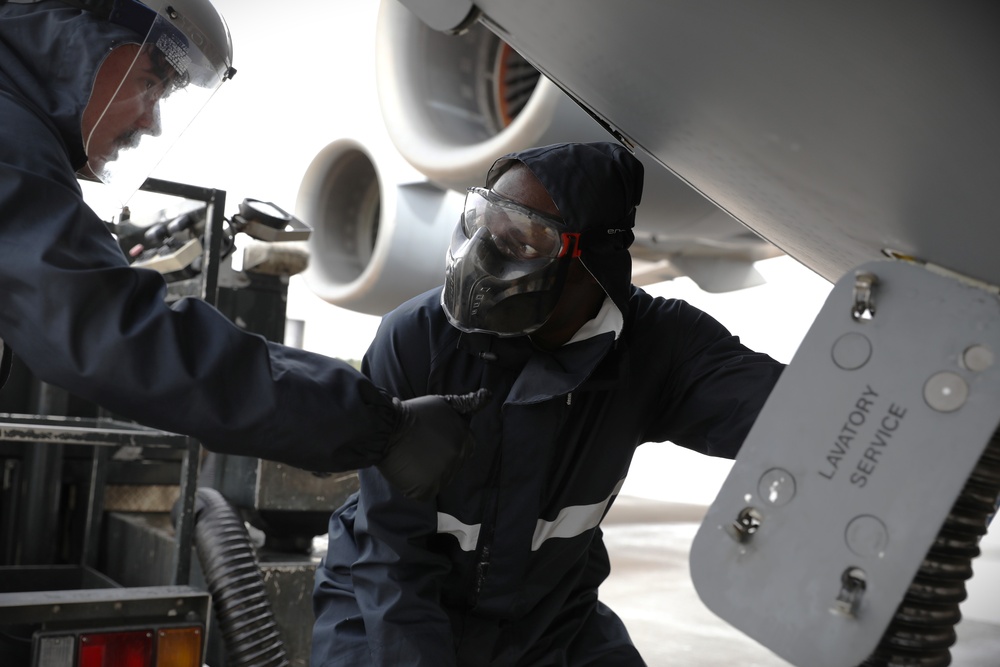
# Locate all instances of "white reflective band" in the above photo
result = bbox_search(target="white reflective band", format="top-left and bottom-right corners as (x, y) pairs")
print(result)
(437, 478), (625, 553)
(531, 478), (626, 551)
(437, 512), (481, 552)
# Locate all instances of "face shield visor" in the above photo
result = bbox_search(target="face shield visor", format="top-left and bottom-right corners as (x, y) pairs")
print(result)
(442, 187), (581, 336)
(81, 0), (235, 203)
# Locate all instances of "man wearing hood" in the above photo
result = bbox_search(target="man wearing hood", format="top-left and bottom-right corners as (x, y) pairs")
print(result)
(312, 141), (786, 665)
(0, 0), (485, 500)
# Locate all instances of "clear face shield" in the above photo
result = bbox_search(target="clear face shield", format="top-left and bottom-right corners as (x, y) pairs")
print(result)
(442, 187), (581, 336)
(80, 1), (234, 203)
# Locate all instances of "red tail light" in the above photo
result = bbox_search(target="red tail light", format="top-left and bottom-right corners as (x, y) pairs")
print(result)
(78, 630), (153, 667)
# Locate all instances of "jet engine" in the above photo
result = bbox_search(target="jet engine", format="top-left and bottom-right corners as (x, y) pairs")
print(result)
(297, 2), (781, 316)
(296, 139), (465, 316)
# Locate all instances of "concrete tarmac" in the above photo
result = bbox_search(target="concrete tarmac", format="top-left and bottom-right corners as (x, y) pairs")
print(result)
(600, 496), (1000, 667)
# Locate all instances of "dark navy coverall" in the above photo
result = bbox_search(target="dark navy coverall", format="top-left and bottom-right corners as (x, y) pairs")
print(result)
(313, 286), (785, 666)
(0, 3), (398, 472)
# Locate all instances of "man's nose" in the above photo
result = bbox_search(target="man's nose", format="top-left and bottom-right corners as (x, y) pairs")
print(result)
(136, 101), (163, 137)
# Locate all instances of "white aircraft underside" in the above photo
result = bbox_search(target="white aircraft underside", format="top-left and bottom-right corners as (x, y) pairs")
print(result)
(453, 0), (1000, 289)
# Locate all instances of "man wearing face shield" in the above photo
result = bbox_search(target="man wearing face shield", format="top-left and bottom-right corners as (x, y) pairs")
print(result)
(0, 0), (486, 502)
(313, 142), (787, 665)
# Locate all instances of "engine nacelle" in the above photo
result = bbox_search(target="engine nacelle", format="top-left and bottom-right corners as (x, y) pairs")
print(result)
(296, 139), (463, 316)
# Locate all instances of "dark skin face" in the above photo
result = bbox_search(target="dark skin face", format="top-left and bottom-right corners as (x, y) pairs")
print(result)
(490, 164), (607, 350)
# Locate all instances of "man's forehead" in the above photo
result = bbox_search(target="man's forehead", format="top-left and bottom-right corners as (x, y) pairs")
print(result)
(107, 44), (164, 79)
(490, 164), (561, 219)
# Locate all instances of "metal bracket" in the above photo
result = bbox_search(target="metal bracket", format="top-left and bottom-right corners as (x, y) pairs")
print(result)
(851, 271), (878, 321)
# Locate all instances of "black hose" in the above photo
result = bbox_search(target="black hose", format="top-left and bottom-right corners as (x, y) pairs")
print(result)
(191, 487), (290, 667)
(859, 429), (1000, 667)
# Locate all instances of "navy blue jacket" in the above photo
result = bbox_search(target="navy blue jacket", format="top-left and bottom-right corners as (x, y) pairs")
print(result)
(313, 286), (784, 666)
(0, 3), (397, 471)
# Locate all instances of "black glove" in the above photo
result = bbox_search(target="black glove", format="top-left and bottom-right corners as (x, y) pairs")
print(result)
(377, 389), (491, 501)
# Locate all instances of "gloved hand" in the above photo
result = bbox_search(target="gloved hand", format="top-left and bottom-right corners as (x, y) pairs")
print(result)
(377, 389), (491, 501)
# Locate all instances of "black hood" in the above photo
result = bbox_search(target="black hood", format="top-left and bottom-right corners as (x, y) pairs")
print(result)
(0, 1), (143, 171)
(485, 141), (644, 321)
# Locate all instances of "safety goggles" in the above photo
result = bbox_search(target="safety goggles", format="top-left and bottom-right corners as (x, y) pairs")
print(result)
(461, 187), (581, 262)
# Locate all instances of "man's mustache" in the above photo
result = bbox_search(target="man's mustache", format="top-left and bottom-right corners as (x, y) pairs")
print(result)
(114, 127), (149, 153)
(113, 107), (163, 154)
